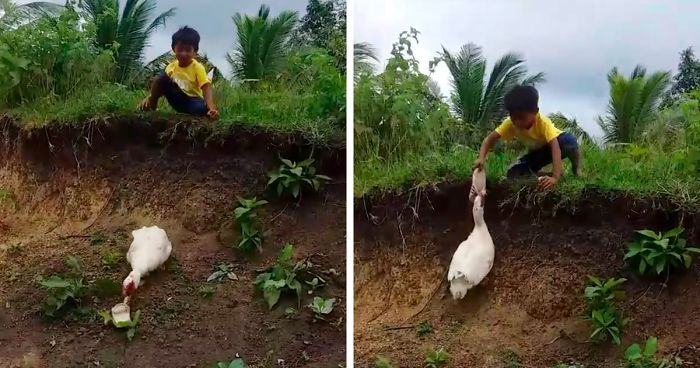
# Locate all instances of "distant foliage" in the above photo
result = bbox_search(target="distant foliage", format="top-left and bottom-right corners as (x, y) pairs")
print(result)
(669, 47), (700, 99)
(598, 65), (671, 144)
(0, 9), (114, 107)
(292, 0), (346, 70)
(549, 112), (593, 145)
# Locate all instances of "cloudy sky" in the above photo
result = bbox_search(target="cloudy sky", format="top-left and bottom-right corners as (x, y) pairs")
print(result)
(355, 0), (700, 137)
(17, 0), (309, 78)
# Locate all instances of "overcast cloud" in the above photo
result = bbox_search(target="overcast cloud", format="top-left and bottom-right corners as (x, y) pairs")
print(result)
(354, 0), (700, 137)
(17, 0), (309, 79)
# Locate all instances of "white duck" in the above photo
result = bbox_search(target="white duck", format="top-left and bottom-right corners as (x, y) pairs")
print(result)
(447, 190), (494, 300)
(122, 225), (172, 298)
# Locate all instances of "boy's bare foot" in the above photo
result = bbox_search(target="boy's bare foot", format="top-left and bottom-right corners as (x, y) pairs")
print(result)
(139, 96), (157, 111)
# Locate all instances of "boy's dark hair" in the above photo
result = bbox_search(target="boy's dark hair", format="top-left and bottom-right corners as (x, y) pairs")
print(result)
(504, 85), (539, 112)
(172, 26), (200, 51)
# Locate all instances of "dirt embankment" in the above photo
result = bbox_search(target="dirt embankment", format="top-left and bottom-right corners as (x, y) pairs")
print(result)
(354, 183), (699, 367)
(0, 117), (346, 368)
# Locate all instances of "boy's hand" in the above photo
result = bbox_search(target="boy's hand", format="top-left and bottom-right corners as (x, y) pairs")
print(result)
(207, 108), (219, 120)
(537, 176), (558, 190)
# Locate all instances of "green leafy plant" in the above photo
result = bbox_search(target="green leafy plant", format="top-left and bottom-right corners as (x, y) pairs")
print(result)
(308, 296), (335, 321)
(238, 222), (263, 253)
(305, 276), (325, 293)
(623, 336), (682, 368)
(98, 309), (141, 342)
(207, 262), (238, 282)
(584, 275), (628, 345)
(101, 249), (123, 270)
(584, 276), (627, 308)
(233, 197), (268, 223)
(199, 285), (214, 299)
(267, 157), (331, 199)
(213, 358), (246, 368)
(624, 227), (700, 276)
(417, 321), (433, 337)
(498, 349), (522, 368)
(375, 356), (393, 368)
(253, 244), (303, 309)
(424, 347), (449, 368)
(284, 307), (297, 318)
(37, 256), (86, 318)
(589, 307), (627, 345)
(233, 197), (268, 253)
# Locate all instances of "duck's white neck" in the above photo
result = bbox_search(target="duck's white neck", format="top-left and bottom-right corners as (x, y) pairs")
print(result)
(473, 214), (486, 228)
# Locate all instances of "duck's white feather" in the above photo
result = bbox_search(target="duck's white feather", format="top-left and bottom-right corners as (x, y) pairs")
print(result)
(127, 225), (172, 275)
(447, 193), (494, 300)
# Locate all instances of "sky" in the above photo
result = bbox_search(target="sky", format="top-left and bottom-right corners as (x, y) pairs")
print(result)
(16, 0), (309, 78)
(354, 0), (700, 138)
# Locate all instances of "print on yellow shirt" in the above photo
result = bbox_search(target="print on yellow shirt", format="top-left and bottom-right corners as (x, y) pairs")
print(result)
(165, 59), (210, 98)
(494, 113), (562, 149)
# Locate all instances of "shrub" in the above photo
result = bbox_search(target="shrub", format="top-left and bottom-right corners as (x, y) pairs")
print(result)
(267, 157), (331, 199)
(624, 227), (700, 276)
(37, 256), (86, 318)
(233, 197), (267, 253)
(253, 244), (303, 309)
(584, 276), (628, 345)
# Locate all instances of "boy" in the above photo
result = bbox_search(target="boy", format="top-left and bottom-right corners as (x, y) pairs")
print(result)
(474, 85), (581, 190)
(140, 26), (219, 120)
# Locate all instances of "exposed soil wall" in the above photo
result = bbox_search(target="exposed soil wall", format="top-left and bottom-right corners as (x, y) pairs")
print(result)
(354, 183), (699, 367)
(0, 118), (346, 368)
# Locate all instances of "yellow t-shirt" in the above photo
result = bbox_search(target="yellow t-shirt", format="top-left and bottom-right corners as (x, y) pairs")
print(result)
(494, 113), (562, 149)
(165, 59), (210, 98)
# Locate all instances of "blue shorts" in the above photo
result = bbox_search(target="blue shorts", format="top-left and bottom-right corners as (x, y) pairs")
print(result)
(507, 132), (579, 178)
(156, 72), (207, 116)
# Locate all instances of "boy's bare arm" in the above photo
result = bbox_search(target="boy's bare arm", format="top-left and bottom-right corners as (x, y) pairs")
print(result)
(202, 83), (219, 120)
(539, 138), (562, 190)
(474, 131), (501, 170)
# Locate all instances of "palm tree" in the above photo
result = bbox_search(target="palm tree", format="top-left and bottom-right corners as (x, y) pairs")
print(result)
(226, 4), (298, 81)
(597, 65), (671, 144)
(353, 41), (378, 77)
(548, 112), (593, 145)
(439, 43), (545, 133)
(82, 0), (176, 81)
(145, 50), (224, 81)
(0, 0), (64, 29)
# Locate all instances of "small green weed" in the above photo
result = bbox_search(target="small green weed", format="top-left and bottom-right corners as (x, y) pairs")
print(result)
(623, 337), (682, 368)
(37, 256), (86, 318)
(5, 243), (23, 254)
(199, 285), (215, 299)
(585, 276), (627, 308)
(625, 227), (700, 276)
(233, 197), (268, 223)
(253, 244), (304, 309)
(498, 349), (522, 368)
(305, 277), (326, 293)
(90, 232), (108, 246)
(585, 276), (628, 345)
(0, 188), (17, 208)
(424, 347), (449, 368)
(207, 262), (238, 282)
(238, 223), (263, 253)
(417, 321), (433, 337)
(267, 157), (331, 199)
(233, 197), (268, 253)
(375, 356), (393, 368)
(308, 296), (335, 321)
(213, 358), (246, 368)
(98, 309), (141, 342)
(101, 250), (124, 270)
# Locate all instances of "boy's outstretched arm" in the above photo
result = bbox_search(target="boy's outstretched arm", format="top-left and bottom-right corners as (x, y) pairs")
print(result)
(474, 131), (501, 170)
(202, 83), (219, 120)
(539, 138), (562, 190)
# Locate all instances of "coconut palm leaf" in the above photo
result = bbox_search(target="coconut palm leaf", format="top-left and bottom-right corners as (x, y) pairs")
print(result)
(82, 0), (176, 81)
(440, 43), (544, 135)
(354, 41), (377, 76)
(598, 65), (671, 144)
(549, 112), (593, 144)
(227, 4), (298, 80)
